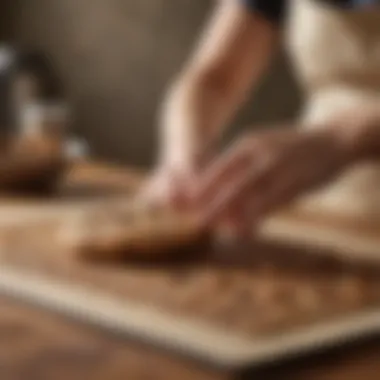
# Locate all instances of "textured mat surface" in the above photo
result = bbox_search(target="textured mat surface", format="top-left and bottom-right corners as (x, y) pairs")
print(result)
(0, 164), (379, 369)
(0, 211), (379, 368)
(0, 296), (223, 380)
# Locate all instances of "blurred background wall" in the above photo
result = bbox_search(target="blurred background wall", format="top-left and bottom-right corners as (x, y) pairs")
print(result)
(0, 0), (301, 167)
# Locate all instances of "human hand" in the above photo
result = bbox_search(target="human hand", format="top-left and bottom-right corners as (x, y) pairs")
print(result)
(139, 163), (198, 210)
(139, 130), (215, 209)
(194, 126), (358, 236)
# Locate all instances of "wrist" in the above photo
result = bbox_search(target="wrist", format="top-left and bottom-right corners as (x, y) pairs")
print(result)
(159, 129), (215, 172)
(325, 108), (380, 163)
(158, 139), (212, 173)
(353, 114), (380, 161)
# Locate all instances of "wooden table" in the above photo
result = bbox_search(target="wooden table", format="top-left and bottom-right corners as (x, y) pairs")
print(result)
(1, 294), (379, 380)
(1, 161), (379, 380)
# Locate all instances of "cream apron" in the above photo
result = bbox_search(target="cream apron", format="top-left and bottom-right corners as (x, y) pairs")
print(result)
(285, 0), (380, 220)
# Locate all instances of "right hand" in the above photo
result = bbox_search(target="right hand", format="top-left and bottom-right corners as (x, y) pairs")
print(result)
(139, 129), (213, 209)
(139, 163), (198, 210)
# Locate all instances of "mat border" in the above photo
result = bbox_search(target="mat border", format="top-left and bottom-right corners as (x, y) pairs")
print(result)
(0, 265), (379, 370)
(260, 215), (380, 264)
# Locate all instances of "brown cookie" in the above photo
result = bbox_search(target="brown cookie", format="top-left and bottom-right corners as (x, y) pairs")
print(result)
(66, 205), (210, 262)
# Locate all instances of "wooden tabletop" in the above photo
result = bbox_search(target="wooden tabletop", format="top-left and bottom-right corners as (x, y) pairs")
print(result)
(0, 160), (379, 380)
(0, 294), (379, 380)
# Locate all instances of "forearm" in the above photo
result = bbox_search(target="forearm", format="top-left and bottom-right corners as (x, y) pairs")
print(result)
(354, 112), (380, 160)
(159, 74), (248, 167)
(326, 106), (380, 163)
(157, 1), (279, 169)
(159, 43), (277, 167)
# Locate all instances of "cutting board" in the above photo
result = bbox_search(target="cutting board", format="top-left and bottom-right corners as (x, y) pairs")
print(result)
(0, 163), (378, 370)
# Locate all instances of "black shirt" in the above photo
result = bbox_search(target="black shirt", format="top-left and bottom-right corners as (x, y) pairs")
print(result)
(241, 0), (380, 24)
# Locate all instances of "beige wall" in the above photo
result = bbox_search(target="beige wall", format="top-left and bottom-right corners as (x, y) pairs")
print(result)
(2, 0), (301, 167)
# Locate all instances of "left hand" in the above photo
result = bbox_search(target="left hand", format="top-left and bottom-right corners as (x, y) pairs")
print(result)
(193, 125), (359, 236)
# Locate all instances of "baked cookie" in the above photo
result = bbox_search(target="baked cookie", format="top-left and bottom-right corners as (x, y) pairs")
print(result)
(62, 203), (210, 261)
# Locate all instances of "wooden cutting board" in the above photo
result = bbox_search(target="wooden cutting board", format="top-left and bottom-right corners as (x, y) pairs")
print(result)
(0, 206), (378, 370)
(0, 162), (378, 370)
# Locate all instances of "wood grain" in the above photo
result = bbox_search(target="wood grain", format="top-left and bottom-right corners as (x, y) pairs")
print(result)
(0, 296), (226, 380)
(0, 292), (379, 380)
(0, 162), (379, 379)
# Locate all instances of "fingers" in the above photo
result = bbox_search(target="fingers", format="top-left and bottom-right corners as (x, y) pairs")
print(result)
(196, 150), (306, 232)
(195, 130), (314, 229)
(211, 153), (327, 232)
(138, 166), (199, 214)
(194, 132), (285, 210)
(214, 207), (251, 244)
(138, 171), (174, 207)
(199, 150), (278, 225)
(170, 171), (197, 210)
(199, 166), (253, 225)
(208, 176), (289, 238)
(195, 138), (258, 205)
(228, 206), (254, 239)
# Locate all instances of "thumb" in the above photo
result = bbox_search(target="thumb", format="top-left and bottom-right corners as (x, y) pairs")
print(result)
(169, 170), (197, 210)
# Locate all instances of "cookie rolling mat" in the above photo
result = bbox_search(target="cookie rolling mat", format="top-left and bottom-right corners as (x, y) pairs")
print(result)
(0, 184), (379, 370)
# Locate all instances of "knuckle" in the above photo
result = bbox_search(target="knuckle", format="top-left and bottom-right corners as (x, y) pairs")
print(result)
(235, 133), (256, 154)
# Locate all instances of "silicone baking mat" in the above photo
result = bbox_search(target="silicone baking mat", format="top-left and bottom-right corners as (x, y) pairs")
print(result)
(0, 211), (378, 370)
